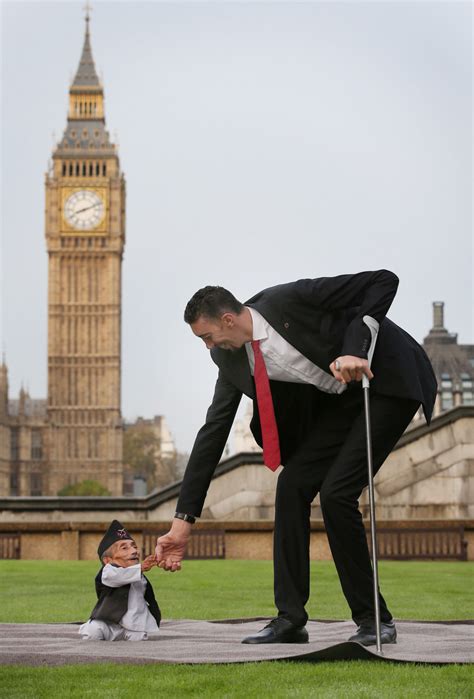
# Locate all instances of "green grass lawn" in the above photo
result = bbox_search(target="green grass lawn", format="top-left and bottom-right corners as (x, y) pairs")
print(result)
(0, 560), (473, 698)
(0, 559), (472, 623)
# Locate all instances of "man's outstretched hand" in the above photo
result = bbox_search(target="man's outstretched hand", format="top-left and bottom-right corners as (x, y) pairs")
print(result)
(155, 518), (192, 572)
(141, 555), (157, 573)
(329, 355), (374, 384)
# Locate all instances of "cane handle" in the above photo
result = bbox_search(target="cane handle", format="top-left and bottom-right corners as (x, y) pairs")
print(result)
(362, 315), (379, 389)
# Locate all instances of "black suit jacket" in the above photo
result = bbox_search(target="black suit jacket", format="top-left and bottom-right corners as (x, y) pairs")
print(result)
(177, 270), (437, 517)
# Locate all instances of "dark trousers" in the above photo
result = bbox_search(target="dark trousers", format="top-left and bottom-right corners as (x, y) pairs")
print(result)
(273, 385), (419, 627)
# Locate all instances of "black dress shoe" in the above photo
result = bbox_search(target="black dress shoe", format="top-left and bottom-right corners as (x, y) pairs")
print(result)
(348, 620), (397, 646)
(242, 618), (309, 644)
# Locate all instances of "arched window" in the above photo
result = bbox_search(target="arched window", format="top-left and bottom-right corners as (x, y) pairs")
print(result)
(62, 163), (66, 176)
(96, 163), (100, 176)
(82, 163), (86, 176)
(89, 163), (93, 176)
(75, 163), (80, 176)
(69, 163), (73, 176)
(102, 163), (107, 176)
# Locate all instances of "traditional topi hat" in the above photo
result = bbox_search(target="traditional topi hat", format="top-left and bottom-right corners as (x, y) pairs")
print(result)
(97, 519), (133, 559)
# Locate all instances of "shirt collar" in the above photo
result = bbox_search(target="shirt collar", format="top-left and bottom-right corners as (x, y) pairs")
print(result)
(246, 306), (268, 342)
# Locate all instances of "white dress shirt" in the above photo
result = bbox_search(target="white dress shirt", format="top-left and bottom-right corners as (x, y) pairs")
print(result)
(101, 563), (159, 632)
(244, 306), (346, 395)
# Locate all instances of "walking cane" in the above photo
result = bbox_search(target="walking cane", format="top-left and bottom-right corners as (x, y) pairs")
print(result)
(362, 315), (383, 654)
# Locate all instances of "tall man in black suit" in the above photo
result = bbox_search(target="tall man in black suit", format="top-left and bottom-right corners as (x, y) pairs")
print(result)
(155, 270), (437, 646)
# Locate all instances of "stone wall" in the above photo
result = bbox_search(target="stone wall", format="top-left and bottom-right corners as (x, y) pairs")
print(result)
(1, 520), (472, 561)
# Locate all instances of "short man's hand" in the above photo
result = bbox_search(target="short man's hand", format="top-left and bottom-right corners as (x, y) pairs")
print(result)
(330, 355), (374, 384)
(155, 518), (192, 573)
(141, 555), (157, 572)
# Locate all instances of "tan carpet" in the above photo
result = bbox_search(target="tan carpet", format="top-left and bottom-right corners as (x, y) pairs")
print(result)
(0, 619), (472, 666)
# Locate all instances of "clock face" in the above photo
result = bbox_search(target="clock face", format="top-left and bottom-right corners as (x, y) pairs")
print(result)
(64, 190), (105, 230)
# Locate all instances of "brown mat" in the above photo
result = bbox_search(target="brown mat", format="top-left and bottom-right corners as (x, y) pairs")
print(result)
(0, 619), (472, 666)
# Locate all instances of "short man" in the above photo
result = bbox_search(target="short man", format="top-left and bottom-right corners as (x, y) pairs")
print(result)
(155, 270), (437, 645)
(79, 520), (161, 641)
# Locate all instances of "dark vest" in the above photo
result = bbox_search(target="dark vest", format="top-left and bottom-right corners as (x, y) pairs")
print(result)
(90, 565), (161, 626)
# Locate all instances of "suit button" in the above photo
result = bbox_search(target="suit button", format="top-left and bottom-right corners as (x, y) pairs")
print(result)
(284, 322), (289, 329)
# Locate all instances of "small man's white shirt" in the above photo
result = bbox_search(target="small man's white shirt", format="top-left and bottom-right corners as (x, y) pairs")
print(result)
(244, 307), (346, 395)
(101, 563), (159, 632)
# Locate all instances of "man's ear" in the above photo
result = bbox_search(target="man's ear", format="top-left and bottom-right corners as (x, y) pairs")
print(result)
(221, 312), (234, 327)
(102, 556), (112, 565)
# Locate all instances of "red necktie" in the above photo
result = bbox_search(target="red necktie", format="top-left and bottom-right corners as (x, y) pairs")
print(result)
(251, 340), (281, 471)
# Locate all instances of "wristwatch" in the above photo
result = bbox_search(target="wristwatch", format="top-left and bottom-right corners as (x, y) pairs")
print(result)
(174, 511), (196, 524)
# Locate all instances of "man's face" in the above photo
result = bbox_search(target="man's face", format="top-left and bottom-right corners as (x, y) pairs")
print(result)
(191, 314), (245, 351)
(105, 539), (140, 568)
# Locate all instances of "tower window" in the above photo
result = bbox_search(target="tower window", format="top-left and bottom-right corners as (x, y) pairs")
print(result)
(69, 164), (73, 176)
(31, 429), (43, 460)
(82, 163), (86, 176)
(10, 467), (19, 496)
(62, 163), (66, 176)
(75, 163), (80, 176)
(30, 473), (42, 496)
(102, 163), (107, 176)
(10, 428), (19, 461)
(89, 163), (93, 176)
(96, 163), (100, 176)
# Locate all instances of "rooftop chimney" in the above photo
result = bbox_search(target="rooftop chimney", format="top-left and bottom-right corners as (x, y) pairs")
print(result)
(432, 302), (445, 330)
(424, 301), (457, 346)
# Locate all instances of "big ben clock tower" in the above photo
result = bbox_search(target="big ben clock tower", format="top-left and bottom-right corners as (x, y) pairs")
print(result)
(45, 12), (124, 495)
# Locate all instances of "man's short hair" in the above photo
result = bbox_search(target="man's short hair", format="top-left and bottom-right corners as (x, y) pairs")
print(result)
(184, 286), (244, 324)
(100, 544), (115, 562)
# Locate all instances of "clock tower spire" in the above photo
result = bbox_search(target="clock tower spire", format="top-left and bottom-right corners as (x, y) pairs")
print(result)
(44, 10), (125, 495)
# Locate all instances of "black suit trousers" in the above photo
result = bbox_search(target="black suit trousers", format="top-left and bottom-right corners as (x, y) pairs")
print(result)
(273, 384), (419, 627)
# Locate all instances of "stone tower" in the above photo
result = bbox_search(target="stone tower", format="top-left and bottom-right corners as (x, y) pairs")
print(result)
(44, 13), (125, 495)
(0, 360), (10, 495)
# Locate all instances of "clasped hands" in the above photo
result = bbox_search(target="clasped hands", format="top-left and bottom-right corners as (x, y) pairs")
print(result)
(154, 518), (192, 573)
(141, 555), (158, 573)
(329, 355), (373, 384)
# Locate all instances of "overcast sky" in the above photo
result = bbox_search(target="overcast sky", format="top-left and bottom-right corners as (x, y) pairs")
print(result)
(1, 0), (472, 453)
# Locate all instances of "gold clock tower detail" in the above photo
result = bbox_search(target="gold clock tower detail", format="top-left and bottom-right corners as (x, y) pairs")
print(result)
(45, 13), (125, 495)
